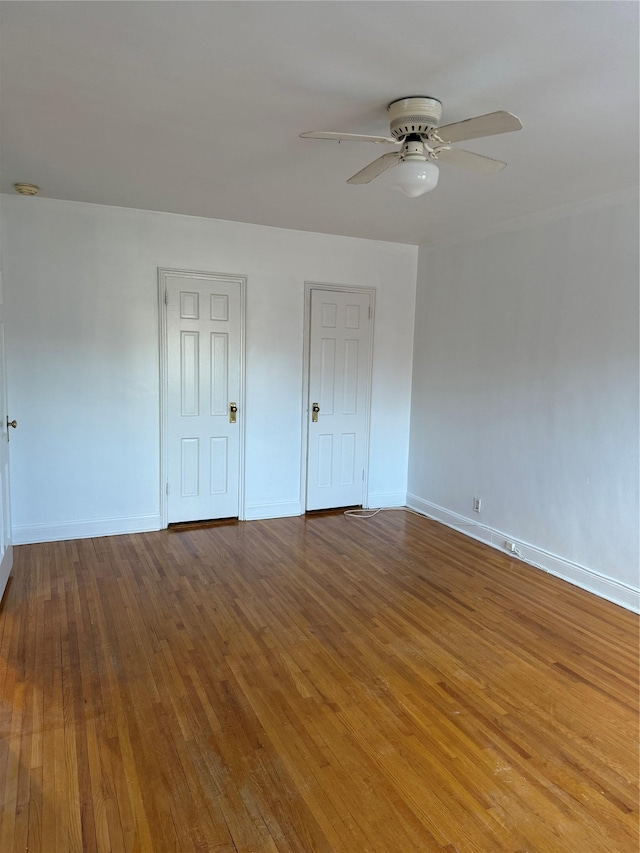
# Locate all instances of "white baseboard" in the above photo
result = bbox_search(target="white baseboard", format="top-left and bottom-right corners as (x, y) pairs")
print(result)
(406, 494), (640, 614)
(12, 514), (163, 545)
(244, 493), (409, 519)
(243, 500), (303, 521)
(0, 544), (13, 603)
(14, 498), (637, 614)
(366, 492), (407, 510)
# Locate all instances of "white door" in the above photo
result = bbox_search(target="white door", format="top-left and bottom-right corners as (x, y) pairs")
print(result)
(306, 288), (373, 511)
(163, 271), (244, 524)
(0, 272), (13, 600)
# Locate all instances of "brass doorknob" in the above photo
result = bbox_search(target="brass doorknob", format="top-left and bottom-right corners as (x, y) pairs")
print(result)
(6, 418), (16, 430)
(312, 403), (320, 423)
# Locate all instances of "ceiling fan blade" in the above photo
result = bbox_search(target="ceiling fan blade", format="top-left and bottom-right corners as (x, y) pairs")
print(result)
(433, 111), (522, 144)
(433, 146), (507, 175)
(300, 131), (397, 145)
(347, 152), (400, 184)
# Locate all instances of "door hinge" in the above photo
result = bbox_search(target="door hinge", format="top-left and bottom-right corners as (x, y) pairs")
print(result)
(362, 469), (365, 481)
(164, 290), (168, 306)
(165, 482), (170, 496)
(368, 305), (372, 320)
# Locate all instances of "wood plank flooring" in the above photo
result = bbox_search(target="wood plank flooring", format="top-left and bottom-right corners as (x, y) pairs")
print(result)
(0, 511), (637, 852)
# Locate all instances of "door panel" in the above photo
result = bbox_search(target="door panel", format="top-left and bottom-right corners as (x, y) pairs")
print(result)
(340, 433), (356, 485)
(165, 274), (242, 523)
(180, 332), (199, 415)
(306, 289), (372, 511)
(0, 272), (12, 601)
(210, 437), (228, 494)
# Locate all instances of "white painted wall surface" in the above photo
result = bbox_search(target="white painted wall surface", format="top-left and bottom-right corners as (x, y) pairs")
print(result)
(1, 196), (417, 542)
(408, 191), (639, 610)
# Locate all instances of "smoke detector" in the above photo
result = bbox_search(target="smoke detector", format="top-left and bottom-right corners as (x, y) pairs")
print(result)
(14, 183), (39, 196)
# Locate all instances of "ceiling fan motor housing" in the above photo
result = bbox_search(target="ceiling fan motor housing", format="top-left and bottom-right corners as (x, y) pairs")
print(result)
(387, 97), (442, 140)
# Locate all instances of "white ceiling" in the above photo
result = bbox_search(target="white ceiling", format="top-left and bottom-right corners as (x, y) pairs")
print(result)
(1, 1), (638, 245)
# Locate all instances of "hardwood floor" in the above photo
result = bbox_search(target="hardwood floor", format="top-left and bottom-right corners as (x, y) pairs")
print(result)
(0, 512), (637, 852)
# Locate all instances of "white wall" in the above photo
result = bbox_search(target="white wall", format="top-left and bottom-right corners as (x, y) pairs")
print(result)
(1, 195), (417, 542)
(408, 191), (639, 611)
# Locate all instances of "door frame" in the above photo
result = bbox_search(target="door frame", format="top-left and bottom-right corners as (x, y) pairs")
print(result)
(0, 268), (12, 602)
(158, 267), (247, 527)
(300, 281), (376, 512)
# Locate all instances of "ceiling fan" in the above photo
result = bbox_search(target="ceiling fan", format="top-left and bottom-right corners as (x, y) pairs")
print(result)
(300, 97), (522, 197)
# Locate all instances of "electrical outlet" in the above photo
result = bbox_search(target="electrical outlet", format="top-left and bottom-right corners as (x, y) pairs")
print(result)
(473, 496), (482, 513)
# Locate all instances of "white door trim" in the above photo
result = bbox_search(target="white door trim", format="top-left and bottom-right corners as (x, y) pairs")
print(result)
(301, 281), (376, 512)
(0, 268), (13, 601)
(158, 267), (247, 527)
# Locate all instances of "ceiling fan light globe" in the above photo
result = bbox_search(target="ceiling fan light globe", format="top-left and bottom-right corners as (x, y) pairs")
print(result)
(394, 160), (439, 197)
